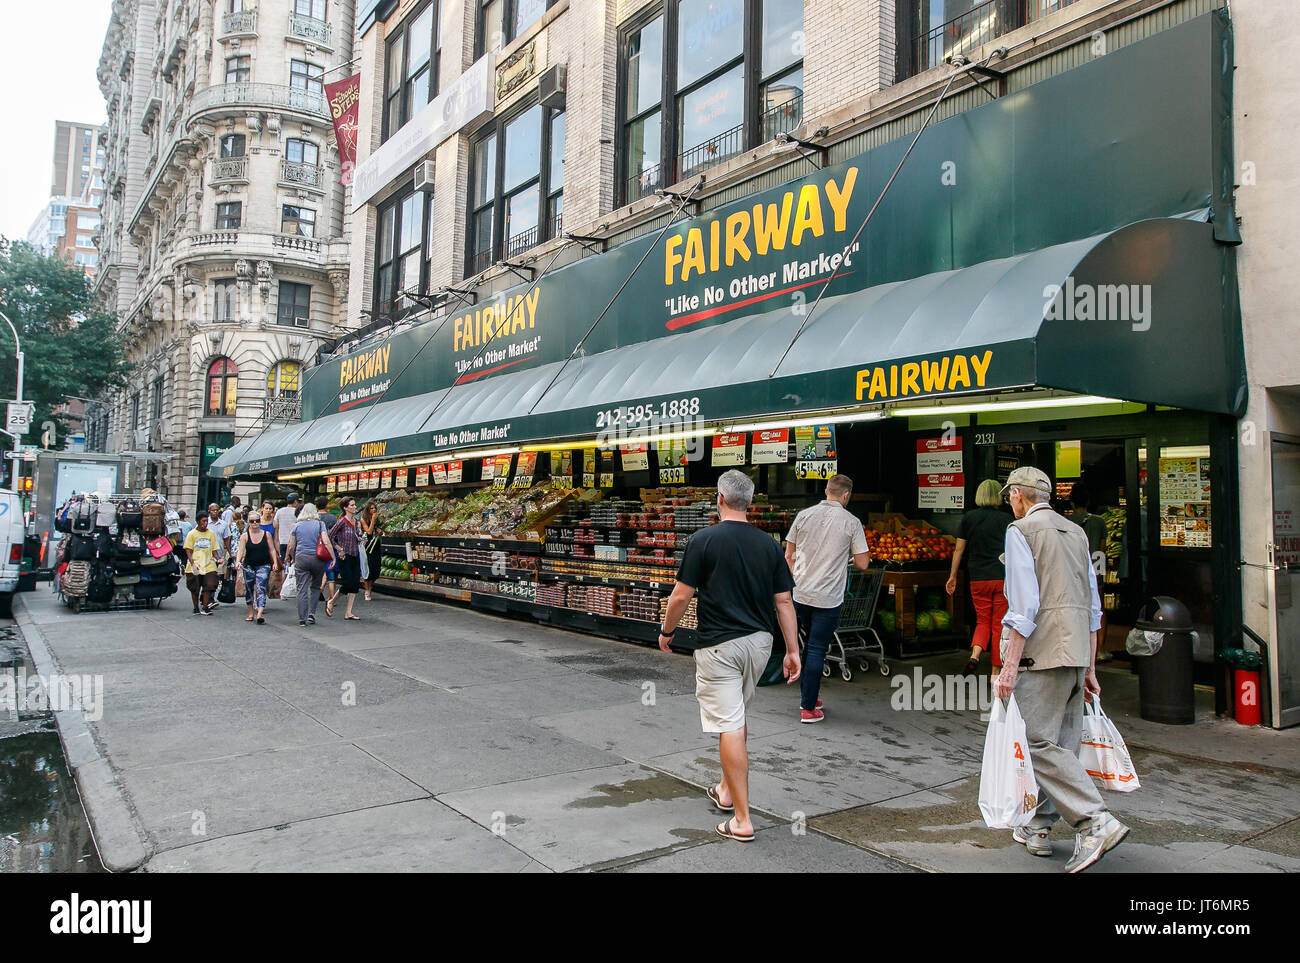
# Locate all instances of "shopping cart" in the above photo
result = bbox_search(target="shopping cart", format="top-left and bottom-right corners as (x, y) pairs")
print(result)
(822, 565), (890, 681)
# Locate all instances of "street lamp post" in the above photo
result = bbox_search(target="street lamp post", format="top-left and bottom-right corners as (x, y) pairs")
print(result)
(0, 308), (22, 404)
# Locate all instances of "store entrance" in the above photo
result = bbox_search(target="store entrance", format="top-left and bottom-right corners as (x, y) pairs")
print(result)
(988, 436), (1140, 658)
(1270, 435), (1300, 727)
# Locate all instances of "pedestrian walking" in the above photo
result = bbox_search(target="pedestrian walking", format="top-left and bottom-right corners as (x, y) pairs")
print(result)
(183, 513), (222, 615)
(274, 494), (302, 562)
(206, 502), (233, 603)
(328, 497), (364, 620)
(316, 496), (339, 614)
(1066, 482), (1110, 659)
(783, 474), (870, 723)
(177, 510), (194, 541)
(220, 495), (242, 531)
(286, 502), (335, 627)
(995, 466), (1127, 873)
(946, 478), (1013, 676)
(360, 501), (382, 601)
(658, 470), (801, 843)
(237, 509), (280, 624)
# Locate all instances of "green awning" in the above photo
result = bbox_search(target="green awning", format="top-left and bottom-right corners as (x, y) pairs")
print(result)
(212, 217), (1243, 478)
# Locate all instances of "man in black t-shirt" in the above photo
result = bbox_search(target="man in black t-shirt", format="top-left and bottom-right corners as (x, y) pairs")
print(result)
(659, 470), (801, 843)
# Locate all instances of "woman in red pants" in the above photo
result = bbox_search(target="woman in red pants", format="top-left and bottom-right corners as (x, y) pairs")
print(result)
(946, 479), (1012, 675)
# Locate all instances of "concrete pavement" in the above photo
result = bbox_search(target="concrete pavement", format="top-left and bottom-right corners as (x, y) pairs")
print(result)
(13, 586), (1300, 873)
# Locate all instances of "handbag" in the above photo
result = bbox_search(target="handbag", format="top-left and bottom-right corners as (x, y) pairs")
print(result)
(315, 521), (332, 561)
(217, 575), (237, 604)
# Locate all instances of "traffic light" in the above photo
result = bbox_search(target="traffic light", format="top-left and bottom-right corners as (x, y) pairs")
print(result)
(20, 476), (32, 492)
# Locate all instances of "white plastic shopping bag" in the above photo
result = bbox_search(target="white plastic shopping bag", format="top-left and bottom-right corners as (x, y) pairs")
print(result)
(978, 695), (1040, 829)
(1080, 697), (1140, 792)
(279, 567), (298, 600)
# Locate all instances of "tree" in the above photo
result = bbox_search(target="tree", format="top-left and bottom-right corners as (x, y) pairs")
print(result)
(0, 239), (132, 452)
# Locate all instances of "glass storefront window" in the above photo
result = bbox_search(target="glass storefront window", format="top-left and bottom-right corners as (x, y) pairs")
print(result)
(677, 0), (743, 89)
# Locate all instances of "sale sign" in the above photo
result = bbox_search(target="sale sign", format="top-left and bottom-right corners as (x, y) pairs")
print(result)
(916, 436), (963, 474)
(711, 433), (747, 466)
(751, 429), (789, 464)
(918, 472), (965, 509)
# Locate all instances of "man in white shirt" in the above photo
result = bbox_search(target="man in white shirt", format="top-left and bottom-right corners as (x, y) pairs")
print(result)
(206, 502), (231, 585)
(220, 495), (242, 531)
(995, 466), (1127, 873)
(274, 495), (302, 560)
(784, 474), (870, 723)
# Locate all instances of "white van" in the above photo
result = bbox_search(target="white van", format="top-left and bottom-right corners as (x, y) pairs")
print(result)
(0, 488), (24, 617)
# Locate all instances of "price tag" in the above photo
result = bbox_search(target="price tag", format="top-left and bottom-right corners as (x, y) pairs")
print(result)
(659, 466), (686, 485)
(599, 473), (614, 488)
(511, 474), (534, 489)
(582, 473), (596, 489)
(794, 460), (837, 480)
(492, 476), (508, 489)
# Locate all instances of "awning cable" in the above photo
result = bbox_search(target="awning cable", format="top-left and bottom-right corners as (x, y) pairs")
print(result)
(422, 235), (578, 425)
(767, 49), (1007, 379)
(527, 178), (705, 415)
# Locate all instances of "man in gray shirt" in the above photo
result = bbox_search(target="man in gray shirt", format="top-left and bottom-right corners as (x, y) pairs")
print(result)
(784, 474), (870, 723)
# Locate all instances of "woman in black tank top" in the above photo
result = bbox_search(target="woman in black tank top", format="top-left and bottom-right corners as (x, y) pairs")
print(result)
(238, 511), (281, 624)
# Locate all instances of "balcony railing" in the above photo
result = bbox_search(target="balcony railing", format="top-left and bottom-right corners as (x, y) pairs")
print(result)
(212, 156), (249, 183)
(678, 121), (745, 182)
(264, 393), (301, 426)
(273, 234), (320, 254)
(279, 159), (325, 190)
(221, 9), (258, 37)
(907, 0), (1078, 78)
(288, 14), (332, 48)
(469, 248), (493, 276)
(761, 91), (803, 142)
(188, 83), (328, 123)
(505, 226), (539, 258)
(190, 231), (239, 247)
(625, 161), (663, 205)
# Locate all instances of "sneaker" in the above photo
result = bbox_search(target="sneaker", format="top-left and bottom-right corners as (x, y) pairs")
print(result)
(800, 708), (825, 724)
(201, 606), (214, 616)
(193, 606), (200, 615)
(1012, 825), (1053, 857)
(816, 699), (823, 709)
(307, 614), (316, 625)
(299, 620), (306, 626)
(1064, 812), (1130, 874)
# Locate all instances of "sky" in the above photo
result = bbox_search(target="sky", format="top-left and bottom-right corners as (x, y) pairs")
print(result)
(0, 2), (112, 242)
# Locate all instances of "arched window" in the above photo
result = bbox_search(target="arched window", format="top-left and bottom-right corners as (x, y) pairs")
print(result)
(207, 358), (239, 416)
(267, 360), (301, 399)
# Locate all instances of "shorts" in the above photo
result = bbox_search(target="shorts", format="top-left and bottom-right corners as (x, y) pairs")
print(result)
(186, 571), (218, 593)
(693, 630), (772, 734)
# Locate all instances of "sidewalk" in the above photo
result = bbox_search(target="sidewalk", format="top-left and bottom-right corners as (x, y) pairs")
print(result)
(13, 587), (1300, 873)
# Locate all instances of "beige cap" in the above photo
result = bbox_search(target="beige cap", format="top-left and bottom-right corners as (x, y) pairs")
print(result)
(1000, 466), (1053, 497)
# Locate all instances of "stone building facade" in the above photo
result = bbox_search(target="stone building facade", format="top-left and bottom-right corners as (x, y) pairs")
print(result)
(90, 0), (355, 511)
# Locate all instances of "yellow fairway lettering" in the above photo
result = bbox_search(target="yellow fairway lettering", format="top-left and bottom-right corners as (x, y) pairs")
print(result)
(824, 167), (858, 232)
(948, 354), (971, 391)
(900, 362), (921, 396)
(790, 184), (825, 247)
(970, 350), (992, 386)
(752, 194), (794, 255)
(725, 211), (752, 267)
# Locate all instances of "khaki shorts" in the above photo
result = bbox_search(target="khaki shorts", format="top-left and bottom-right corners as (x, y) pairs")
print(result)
(693, 631), (773, 734)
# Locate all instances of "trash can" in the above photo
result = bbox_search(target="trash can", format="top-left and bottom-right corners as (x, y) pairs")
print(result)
(1132, 596), (1195, 725)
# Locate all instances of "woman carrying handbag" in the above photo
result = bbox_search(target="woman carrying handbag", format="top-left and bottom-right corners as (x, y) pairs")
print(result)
(286, 502), (335, 627)
(329, 497), (364, 621)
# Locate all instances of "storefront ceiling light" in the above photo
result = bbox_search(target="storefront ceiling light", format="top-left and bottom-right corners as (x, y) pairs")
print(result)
(522, 439), (604, 452)
(723, 411), (886, 433)
(401, 446), (521, 466)
(892, 395), (1125, 417)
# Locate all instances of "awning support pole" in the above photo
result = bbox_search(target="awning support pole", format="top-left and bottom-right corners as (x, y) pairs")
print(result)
(767, 48), (1008, 380)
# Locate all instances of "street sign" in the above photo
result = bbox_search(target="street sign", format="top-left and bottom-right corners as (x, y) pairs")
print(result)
(5, 401), (34, 436)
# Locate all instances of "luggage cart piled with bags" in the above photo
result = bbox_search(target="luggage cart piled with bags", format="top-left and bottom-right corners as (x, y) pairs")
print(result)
(821, 565), (890, 681)
(53, 491), (183, 613)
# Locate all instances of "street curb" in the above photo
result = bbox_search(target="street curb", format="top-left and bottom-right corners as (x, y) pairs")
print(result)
(13, 594), (151, 873)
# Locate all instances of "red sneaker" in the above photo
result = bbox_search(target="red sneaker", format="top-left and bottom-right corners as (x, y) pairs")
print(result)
(816, 699), (823, 709)
(800, 708), (825, 724)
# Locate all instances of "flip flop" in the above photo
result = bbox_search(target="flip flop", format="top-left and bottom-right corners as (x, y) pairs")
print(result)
(345, 615), (361, 620)
(706, 786), (734, 812)
(716, 818), (755, 843)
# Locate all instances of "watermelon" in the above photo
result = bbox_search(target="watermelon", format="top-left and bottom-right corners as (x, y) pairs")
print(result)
(929, 609), (952, 632)
(879, 610), (896, 632)
(915, 611), (934, 633)
(920, 590), (943, 611)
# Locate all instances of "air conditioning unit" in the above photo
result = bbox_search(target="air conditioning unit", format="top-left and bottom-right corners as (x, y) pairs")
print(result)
(413, 159), (436, 193)
(538, 64), (566, 110)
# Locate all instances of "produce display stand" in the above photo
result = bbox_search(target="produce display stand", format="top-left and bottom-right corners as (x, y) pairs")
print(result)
(878, 566), (967, 657)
